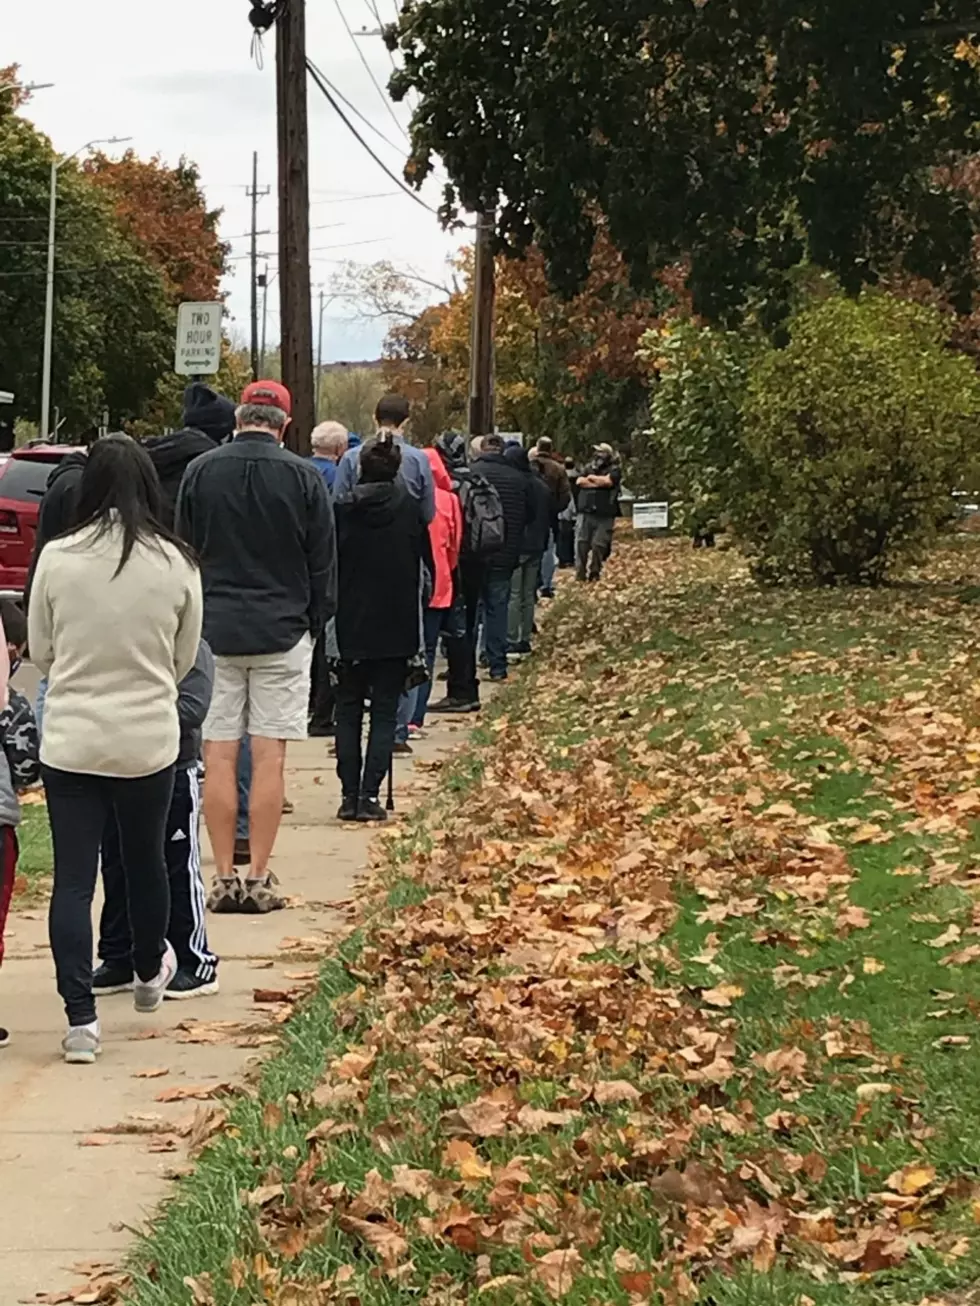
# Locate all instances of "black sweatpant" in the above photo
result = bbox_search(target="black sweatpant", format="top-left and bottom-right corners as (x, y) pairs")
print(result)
(99, 766), (217, 981)
(444, 557), (484, 704)
(44, 763), (175, 1026)
(335, 659), (406, 800)
(309, 627), (336, 731)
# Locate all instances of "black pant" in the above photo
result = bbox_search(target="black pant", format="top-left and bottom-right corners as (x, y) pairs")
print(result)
(445, 557), (483, 703)
(557, 519), (576, 567)
(99, 766), (217, 981)
(335, 659), (406, 800)
(309, 627), (336, 730)
(44, 763), (175, 1026)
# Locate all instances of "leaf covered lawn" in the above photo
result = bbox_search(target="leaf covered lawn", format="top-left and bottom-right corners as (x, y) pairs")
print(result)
(132, 535), (980, 1306)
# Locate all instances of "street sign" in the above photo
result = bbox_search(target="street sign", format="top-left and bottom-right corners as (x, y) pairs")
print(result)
(632, 501), (669, 531)
(175, 301), (222, 376)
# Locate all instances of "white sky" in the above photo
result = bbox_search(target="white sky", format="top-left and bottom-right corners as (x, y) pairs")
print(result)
(7, 0), (464, 362)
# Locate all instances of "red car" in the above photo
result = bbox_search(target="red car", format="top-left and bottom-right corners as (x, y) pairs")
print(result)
(0, 445), (86, 596)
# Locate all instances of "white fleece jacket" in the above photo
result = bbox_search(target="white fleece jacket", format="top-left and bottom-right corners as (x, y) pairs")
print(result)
(28, 522), (203, 778)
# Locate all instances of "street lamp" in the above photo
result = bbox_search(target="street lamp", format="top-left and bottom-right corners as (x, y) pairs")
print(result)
(39, 135), (132, 442)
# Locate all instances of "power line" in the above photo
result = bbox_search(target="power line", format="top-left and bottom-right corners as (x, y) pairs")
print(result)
(307, 56), (405, 154)
(306, 58), (437, 215)
(331, 0), (409, 143)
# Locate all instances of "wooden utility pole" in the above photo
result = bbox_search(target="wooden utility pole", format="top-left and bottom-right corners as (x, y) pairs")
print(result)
(468, 208), (496, 437)
(246, 151), (269, 381)
(275, 0), (314, 455)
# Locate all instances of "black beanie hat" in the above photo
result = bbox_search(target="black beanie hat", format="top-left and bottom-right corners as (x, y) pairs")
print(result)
(182, 383), (236, 442)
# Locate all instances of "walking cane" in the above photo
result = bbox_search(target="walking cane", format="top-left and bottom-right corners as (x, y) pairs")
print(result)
(386, 756), (395, 812)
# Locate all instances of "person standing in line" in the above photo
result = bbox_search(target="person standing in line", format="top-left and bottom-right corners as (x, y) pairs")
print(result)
(529, 437), (571, 599)
(333, 439), (431, 822)
(505, 443), (555, 656)
(93, 637), (218, 1000)
(310, 419), (349, 494)
(176, 381), (335, 915)
(557, 456), (581, 569)
(333, 395), (434, 754)
(0, 600), (39, 1050)
(411, 446), (462, 730)
(29, 436), (203, 1064)
(575, 442), (622, 582)
(471, 434), (536, 682)
(308, 420), (349, 738)
(143, 383), (236, 522)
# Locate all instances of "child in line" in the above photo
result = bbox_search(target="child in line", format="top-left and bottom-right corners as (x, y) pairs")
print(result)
(92, 638), (219, 1000)
(0, 599), (41, 1047)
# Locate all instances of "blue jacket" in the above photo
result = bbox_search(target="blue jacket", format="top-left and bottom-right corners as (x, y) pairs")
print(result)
(311, 455), (337, 493)
(333, 433), (435, 523)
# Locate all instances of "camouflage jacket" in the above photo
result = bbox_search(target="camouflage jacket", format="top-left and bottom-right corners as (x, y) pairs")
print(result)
(0, 688), (40, 826)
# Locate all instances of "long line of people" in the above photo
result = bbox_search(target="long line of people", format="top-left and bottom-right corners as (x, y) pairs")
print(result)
(0, 380), (619, 1064)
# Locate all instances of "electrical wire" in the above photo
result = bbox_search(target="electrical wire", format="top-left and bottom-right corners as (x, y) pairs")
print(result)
(306, 58), (438, 216)
(307, 56), (405, 154)
(331, 0), (409, 143)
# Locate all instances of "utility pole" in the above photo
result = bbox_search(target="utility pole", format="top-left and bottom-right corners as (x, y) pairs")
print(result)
(315, 287), (325, 425)
(468, 208), (496, 437)
(258, 262), (270, 375)
(275, 0), (314, 455)
(246, 152), (269, 381)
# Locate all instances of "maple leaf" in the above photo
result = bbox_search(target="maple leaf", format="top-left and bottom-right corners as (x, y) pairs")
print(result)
(532, 1247), (583, 1298)
(590, 1080), (642, 1106)
(337, 1215), (409, 1265)
(443, 1139), (493, 1181)
(886, 1163), (937, 1195)
(702, 983), (745, 1008)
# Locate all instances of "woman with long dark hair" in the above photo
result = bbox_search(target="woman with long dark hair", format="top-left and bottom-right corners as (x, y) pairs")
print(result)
(28, 435), (202, 1063)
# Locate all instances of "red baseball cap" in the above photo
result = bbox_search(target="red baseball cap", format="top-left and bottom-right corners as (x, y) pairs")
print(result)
(240, 379), (292, 417)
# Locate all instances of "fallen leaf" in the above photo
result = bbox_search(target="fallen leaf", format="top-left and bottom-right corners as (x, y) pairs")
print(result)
(337, 1215), (408, 1265)
(533, 1247), (583, 1298)
(443, 1139), (493, 1181)
(886, 1163), (937, 1195)
(862, 956), (886, 974)
(701, 983), (744, 1008)
(131, 1067), (169, 1079)
(591, 1080), (642, 1106)
(856, 1083), (894, 1102)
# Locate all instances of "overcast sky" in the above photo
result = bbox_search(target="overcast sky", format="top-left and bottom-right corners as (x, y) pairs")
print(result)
(7, 0), (463, 362)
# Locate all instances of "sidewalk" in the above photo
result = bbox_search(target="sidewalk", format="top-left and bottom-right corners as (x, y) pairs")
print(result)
(0, 719), (466, 1304)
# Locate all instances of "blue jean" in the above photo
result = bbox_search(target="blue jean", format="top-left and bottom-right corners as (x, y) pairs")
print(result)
(236, 736), (251, 840)
(481, 569), (513, 678)
(35, 676), (48, 739)
(540, 533), (557, 594)
(395, 687), (418, 743)
(412, 607), (449, 727)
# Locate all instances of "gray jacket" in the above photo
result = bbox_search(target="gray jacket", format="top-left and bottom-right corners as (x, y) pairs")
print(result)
(0, 688), (41, 827)
(177, 641), (215, 769)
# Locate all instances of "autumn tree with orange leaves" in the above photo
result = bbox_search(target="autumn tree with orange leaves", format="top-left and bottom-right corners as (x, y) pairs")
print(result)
(84, 151), (228, 305)
(384, 229), (682, 470)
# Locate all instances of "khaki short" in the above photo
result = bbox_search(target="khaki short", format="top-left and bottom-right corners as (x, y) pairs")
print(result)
(204, 634), (314, 742)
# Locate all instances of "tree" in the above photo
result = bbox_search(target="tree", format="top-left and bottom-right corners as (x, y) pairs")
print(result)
(383, 232), (676, 457)
(734, 293), (980, 584)
(393, 3), (980, 326)
(0, 114), (173, 431)
(84, 151), (228, 304)
(317, 366), (387, 438)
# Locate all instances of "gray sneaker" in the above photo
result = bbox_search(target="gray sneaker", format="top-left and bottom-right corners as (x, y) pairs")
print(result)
(207, 875), (243, 914)
(133, 942), (178, 1014)
(62, 1022), (101, 1065)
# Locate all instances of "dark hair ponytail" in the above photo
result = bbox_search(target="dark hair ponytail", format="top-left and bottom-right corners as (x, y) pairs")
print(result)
(67, 434), (197, 577)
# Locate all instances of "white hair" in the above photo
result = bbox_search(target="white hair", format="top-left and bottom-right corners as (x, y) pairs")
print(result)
(236, 402), (288, 433)
(311, 420), (348, 457)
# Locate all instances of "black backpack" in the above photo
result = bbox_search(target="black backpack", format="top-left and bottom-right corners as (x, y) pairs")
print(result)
(454, 468), (506, 558)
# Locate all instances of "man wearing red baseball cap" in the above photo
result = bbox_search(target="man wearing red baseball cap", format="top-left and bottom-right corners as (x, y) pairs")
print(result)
(176, 380), (336, 914)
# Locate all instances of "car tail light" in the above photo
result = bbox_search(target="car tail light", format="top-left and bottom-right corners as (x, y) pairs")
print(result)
(0, 510), (19, 535)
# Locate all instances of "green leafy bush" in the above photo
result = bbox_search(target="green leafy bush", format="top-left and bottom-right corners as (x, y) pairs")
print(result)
(642, 320), (761, 535)
(733, 294), (980, 585)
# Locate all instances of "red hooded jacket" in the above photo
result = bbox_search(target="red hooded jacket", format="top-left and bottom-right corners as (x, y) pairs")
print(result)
(423, 446), (462, 609)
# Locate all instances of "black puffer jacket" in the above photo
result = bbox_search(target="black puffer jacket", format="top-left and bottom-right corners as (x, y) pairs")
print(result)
(472, 451), (536, 572)
(144, 428), (216, 528)
(23, 452), (88, 615)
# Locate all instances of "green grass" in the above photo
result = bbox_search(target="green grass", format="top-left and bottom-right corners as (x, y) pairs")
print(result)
(127, 539), (980, 1306)
(15, 801), (52, 899)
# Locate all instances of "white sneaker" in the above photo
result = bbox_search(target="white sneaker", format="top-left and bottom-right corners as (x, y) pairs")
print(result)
(133, 941), (178, 1014)
(63, 1020), (101, 1064)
